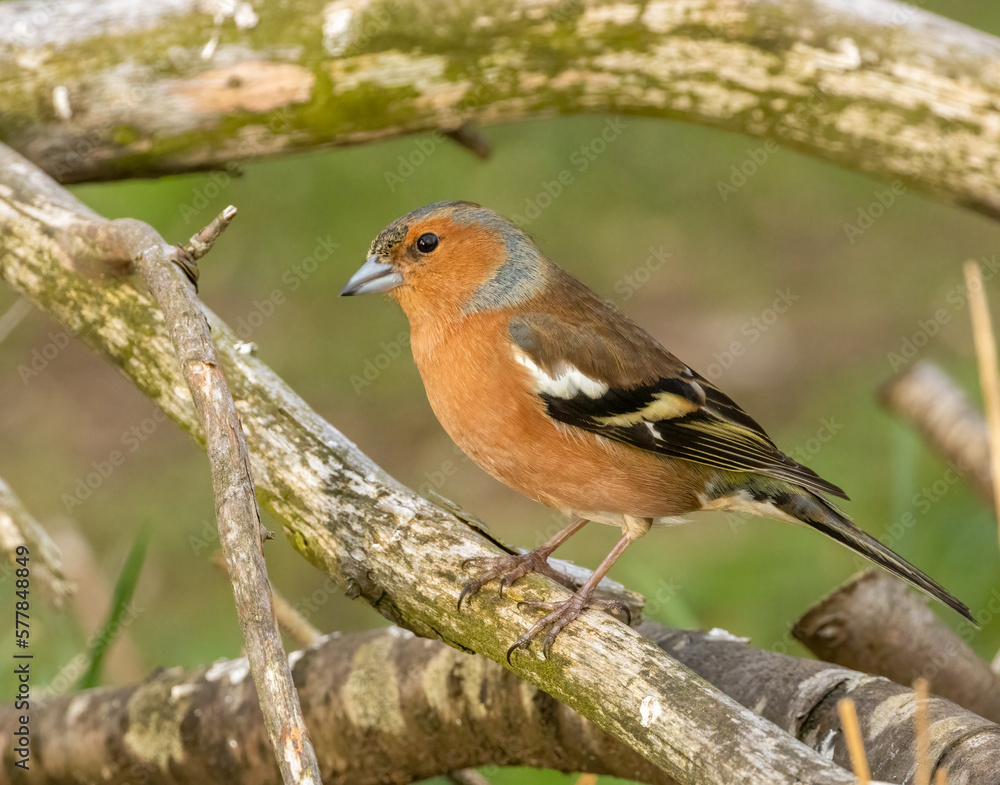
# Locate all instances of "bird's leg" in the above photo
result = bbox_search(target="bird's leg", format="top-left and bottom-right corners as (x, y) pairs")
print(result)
(458, 516), (589, 610)
(507, 533), (633, 662)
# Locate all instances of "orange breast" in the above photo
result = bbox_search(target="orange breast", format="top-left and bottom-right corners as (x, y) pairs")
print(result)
(410, 312), (709, 520)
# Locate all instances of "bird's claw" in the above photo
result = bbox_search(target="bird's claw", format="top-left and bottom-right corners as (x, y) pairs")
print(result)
(460, 555), (496, 571)
(457, 549), (560, 610)
(517, 597), (631, 626)
(506, 606), (574, 663)
(505, 595), (631, 664)
(459, 549), (630, 662)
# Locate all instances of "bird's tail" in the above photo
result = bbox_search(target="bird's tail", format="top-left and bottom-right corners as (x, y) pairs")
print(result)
(715, 479), (975, 624)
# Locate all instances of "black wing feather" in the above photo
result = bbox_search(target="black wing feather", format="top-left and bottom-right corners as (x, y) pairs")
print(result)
(543, 386), (848, 500)
(509, 312), (847, 500)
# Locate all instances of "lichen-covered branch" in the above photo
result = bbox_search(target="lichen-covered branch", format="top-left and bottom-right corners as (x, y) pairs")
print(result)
(3, 623), (999, 784)
(0, 477), (72, 608)
(104, 212), (321, 785)
(0, 143), (861, 785)
(2, 0), (1000, 220)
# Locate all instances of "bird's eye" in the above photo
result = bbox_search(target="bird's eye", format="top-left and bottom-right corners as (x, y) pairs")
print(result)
(416, 233), (439, 253)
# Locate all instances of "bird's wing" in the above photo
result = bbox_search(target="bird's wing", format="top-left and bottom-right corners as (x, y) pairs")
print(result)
(508, 311), (848, 500)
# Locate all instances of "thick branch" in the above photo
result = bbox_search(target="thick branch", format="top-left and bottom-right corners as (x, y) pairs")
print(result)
(0, 147), (858, 784)
(1, 0), (1000, 219)
(794, 571), (1000, 725)
(3, 623), (999, 784)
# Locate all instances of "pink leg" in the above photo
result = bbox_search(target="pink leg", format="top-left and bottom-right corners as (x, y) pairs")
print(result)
(507, 533), (633, 662)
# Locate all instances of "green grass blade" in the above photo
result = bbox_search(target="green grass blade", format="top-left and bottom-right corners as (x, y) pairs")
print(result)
(77, 523), (150, 690)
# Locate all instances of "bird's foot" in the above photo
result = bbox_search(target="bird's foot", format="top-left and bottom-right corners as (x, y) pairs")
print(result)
(506, 594), (631, 663)
(458, 549), (568, 610)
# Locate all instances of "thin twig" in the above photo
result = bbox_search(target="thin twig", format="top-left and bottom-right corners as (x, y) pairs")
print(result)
(0, 297), (33, 345)
(213, 551), (323, 647)
(122, 210), (322, 785)
(270, 586), (324, 647)
(914, 678), (932, 785)
(447, 769), (493, 785)
(444, 123), (492, 160)
(169, 204), (238, 288)
(964, 260), (1000, 545)
(0, 476), (73, 608)
(837, 698), (870, 784)
(185, 205), (237, 261)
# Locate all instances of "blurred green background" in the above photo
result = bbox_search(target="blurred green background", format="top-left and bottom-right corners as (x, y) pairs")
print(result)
(4, 3), (1000, 781)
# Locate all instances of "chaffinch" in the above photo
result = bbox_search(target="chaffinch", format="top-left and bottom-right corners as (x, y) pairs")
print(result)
(342, 200), (973, 658)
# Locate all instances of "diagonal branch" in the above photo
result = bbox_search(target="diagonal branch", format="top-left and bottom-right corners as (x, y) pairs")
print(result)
(0, 145), (859, 784)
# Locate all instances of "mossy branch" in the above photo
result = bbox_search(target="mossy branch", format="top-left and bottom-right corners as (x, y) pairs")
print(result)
(1, 0), (1000, 220)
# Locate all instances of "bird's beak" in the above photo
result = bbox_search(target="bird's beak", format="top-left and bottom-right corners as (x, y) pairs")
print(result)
(340, 255), (404, 296)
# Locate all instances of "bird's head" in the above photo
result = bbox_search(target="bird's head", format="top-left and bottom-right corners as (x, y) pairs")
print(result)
(341, 201), (551, 320)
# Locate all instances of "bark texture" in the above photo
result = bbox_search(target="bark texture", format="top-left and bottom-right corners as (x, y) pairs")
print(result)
(0, 0), (999, 221)
(3, 623), (1000, 785)
(794, 571), (1000, 726)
